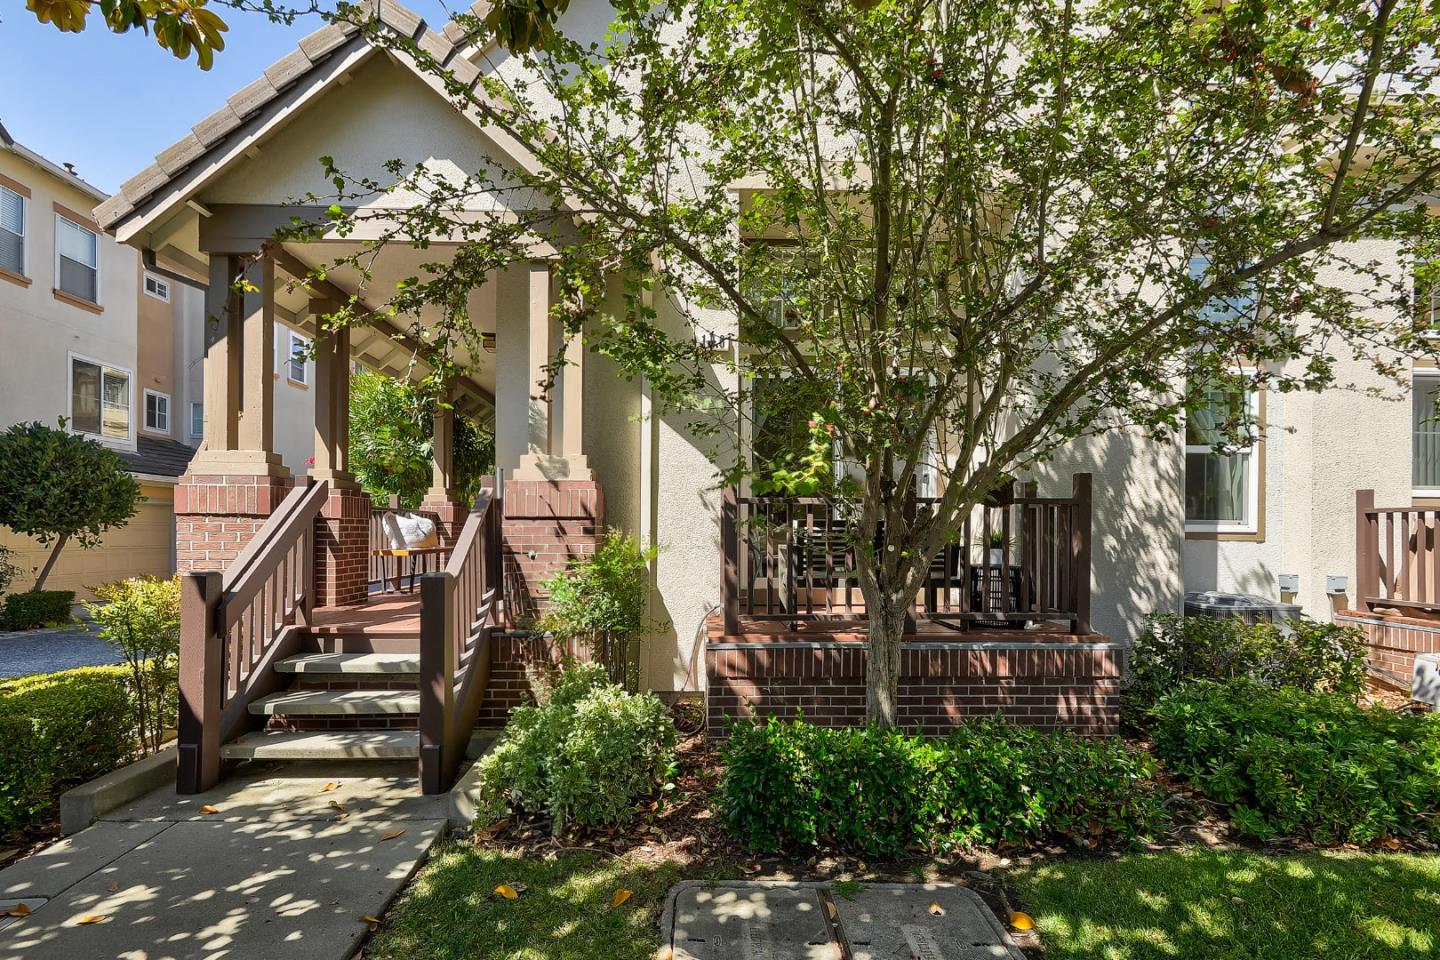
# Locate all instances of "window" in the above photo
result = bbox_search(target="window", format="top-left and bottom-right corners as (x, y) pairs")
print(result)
(144, 390), (170, 433)
(1188, 252), (1257, 330)
(1185, 377), (1260, 533)
(70, 356), (130, 441)
(190, 401), (204, 440)
(0, 185), (24, 276)
(744, 245), (810, 330)
(143, 273), (170, 302)
(55, 215), (98, 303)
(287, 330), (309, 384)
(1414, 374), (1440, 494)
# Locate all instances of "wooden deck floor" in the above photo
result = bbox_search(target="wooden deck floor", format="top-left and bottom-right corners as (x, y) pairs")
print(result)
(311, 593), (421, 635)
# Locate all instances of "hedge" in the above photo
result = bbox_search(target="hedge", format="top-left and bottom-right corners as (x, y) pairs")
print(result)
(0, 666), (135, 834)
(719, 716), (1166, 857)
(1150, 680), (1440, 845)
(1, 590), (76, 630)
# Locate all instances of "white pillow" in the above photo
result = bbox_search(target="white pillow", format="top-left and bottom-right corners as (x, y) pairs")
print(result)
(395, 512), (440, 549)
(381, 512), (407, 551)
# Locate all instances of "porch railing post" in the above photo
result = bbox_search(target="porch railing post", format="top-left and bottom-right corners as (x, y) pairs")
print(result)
(418, 570), (456, 795)
(1020, 481), (1038, 615)
(722, 484), (740, 636)
(902, 490), (917, 633)
(177, 571), (223, 795)
(1356, 489), (1377, 610)
(1069, 473), (1093, 635)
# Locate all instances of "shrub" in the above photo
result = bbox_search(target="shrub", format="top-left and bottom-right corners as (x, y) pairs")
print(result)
(1149, 680), (1440, 845)
(1125, 614), (1367, 724)
(0, 666), (135, 834)
(719, 716), (1166, 857)
(538, 531), (658, 688)
(473, 666), (676, 833)
(87, 577), (181, 754)
(0, 545), (20, 596)
(1, 589), (76, 630)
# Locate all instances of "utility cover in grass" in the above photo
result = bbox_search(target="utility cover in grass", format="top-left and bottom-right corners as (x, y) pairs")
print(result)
(662, 880), (1024, 960)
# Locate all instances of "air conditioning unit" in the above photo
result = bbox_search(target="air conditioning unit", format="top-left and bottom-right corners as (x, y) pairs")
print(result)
(1415, 654), (1440, 710)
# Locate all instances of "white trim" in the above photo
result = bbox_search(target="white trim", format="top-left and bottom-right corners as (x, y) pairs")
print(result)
(143, 388), (172, 433)
(285, 328), (310, 385)
(67, 351), (134, 449)
(1183, 374), (1260, 534)
(54, 212), (100, 306)
(142, 272), (171, 302)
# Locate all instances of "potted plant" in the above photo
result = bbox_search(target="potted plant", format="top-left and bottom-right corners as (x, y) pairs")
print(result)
(975, 529), (1014, 567)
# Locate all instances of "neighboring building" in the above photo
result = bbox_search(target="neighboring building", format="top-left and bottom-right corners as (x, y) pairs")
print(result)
(0, 120), (318, 597)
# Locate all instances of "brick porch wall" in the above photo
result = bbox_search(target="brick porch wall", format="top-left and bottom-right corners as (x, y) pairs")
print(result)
(174, 473), (294, 572)
(315, 485), (371, 607)
(1337, 609), (1440, 688)
(476, 632), (588, 726)
(705, 640), (1125, 736)
(502, 479), (604, 624)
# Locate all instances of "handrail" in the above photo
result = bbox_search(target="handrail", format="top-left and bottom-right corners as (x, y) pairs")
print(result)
(721, 474), (1093, 636)
(418, 487), (502, 795)
(177, 477), (328, 794)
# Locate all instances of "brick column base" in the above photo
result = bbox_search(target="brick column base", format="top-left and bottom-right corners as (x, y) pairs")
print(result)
(502, 479), (605, 624)
(315, 484), (371, 607)
(174, 473), (294, 572)
(420, 495), (470, 549)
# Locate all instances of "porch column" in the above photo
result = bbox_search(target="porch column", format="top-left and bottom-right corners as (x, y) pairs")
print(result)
(309, 300), (369, 606)
(421, 387), (469, 548)
(174, 251), (292, 574)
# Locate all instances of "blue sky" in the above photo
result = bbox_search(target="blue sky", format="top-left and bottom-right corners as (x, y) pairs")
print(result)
(0, 2), (459, 194)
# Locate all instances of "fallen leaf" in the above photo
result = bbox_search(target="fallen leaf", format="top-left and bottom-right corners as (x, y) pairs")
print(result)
(494, 884), (519, 900)
(379, 829), (406, 842)
(928, 900), (945, 916)
(77, 915), (108, 925)
(2, 904), (31, 917)
(333, 813), (350, 822)
(328, 800), (346, 812)
(1009, 911), (1034, 931)
(106, 881), (121, 893)
(1383, 837), (1402, 851)
(320, 782), (340, 794)
(359, 914), (382, 930)
(612, 889), (633, 908)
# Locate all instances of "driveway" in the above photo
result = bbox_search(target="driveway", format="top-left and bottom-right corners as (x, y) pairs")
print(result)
(0, 622), (120, 678)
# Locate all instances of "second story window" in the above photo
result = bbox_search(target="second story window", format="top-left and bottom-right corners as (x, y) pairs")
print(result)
(190, 401), (204, 440)
(144, 390), (170, 433)
(70, 355), (130, 442)
(0, 185), (24, 277)
(56, 215), (98, 303)
(143, 273), (170, 302)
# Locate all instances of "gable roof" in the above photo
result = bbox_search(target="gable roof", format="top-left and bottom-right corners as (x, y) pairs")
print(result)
(95, 0), (514, 234)
(1, 117), (110, 204)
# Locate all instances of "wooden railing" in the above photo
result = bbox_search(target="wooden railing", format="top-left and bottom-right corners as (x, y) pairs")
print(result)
(1355, 489), (1440, 613)
(720, 474), (1093, 635)
(368, 497), (443, 587)
(418, 488), (502, 794)
(177, 478), (329, 794)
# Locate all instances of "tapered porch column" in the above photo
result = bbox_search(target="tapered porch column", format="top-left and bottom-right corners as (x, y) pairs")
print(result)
(421, 385), (469, 547)
(174, 250), (292, 573)
(309, 300), (369, 606)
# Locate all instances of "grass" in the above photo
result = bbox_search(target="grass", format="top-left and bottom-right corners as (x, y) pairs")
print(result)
(367, 843), (1440, 960)
(364, 842), (715, 960)
(1005, 849), (1440, 959)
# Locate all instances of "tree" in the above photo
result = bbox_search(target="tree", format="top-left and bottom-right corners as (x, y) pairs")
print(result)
(26, 0), (229, 68)
(0, 422), (139, 591)
(88, 576), (181, 755)
(348, 369), (495, 508)
(281, 0), (1440, 725)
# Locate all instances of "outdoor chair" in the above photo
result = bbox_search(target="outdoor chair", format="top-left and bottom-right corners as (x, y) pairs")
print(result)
(373, 511), (449, 593)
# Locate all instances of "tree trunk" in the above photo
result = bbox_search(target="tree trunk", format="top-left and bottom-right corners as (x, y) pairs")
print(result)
(31, 534), (68, 592)
(865, 598), (907, 728)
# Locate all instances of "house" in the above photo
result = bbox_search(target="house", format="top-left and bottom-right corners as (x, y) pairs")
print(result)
(0, 121), (332, 599)
(89, 2), (1423, 794)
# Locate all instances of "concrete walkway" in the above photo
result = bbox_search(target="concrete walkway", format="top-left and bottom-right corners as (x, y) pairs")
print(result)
(0, 760), (447, 960)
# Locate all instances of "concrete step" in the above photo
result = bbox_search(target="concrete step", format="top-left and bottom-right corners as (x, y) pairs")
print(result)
(276, 653), (420, 676)
(249, 689), (421, 716)
(220, 730), (419, 760)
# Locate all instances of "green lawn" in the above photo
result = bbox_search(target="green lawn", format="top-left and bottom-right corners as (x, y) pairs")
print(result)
(367, 844), (1440, 960)
(1005, 850), (1440, 959)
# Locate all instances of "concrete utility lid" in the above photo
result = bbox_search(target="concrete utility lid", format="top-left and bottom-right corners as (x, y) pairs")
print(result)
(663, 880), (1026, 960)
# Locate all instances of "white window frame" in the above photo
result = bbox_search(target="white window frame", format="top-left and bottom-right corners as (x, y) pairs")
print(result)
(1413, 371), (1440, 497)
(280, 327), (310, 385)
(67, 351), (133, 447)
(143, 389), (171, 433)
(189, 401), (204, 441)
(54, 213), (100, 305)
(0, 184), (26, 277)
(142, 272), (170, 302)
(1184, 372), (1261, 535)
